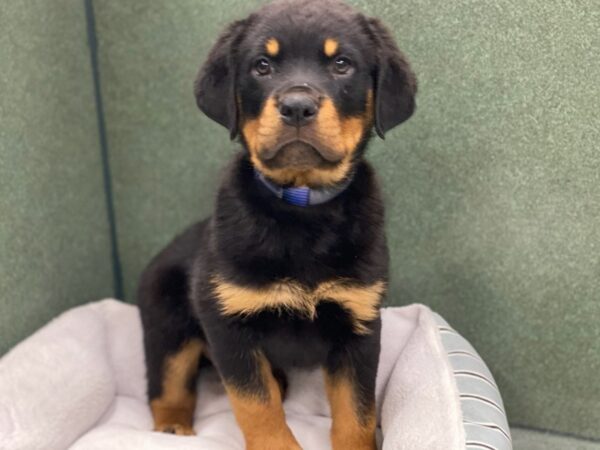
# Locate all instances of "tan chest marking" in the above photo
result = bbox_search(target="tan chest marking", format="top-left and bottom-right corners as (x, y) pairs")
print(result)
(211, 277), (385, 334)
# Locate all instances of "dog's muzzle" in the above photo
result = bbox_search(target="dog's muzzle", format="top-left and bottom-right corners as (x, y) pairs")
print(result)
(258, 86), (344, 167)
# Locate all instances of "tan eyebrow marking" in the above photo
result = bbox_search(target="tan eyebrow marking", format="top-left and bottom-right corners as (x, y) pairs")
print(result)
(324, 38), (339, 57)
(265, 38), (280, 57)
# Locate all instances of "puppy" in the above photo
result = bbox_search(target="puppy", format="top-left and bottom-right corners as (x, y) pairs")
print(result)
(137, 1), (416, 449)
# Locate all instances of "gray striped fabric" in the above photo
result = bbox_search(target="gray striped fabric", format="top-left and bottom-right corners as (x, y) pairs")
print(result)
(433, 313), (513, 450)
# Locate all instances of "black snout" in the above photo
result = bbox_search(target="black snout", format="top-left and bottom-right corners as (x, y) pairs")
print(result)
(278, 91), (319, 127)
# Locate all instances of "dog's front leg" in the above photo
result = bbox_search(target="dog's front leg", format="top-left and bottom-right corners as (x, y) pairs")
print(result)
(324, 325), (381, 450)
(215, 348), (301, 450)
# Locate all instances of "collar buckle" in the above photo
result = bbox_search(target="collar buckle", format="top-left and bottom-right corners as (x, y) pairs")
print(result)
(254, 169), (352, 207)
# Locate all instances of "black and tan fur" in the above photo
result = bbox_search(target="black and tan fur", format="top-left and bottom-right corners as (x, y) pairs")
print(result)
(138, 1), (416, 448)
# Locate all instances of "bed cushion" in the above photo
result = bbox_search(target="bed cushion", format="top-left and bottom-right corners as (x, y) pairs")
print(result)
(0, 299), (511, 449)
(434, 314), (511, 450)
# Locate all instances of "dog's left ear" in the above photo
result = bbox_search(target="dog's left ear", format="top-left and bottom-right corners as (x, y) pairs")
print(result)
(361, 16), (417, 138)
(194, 17), (254, 140)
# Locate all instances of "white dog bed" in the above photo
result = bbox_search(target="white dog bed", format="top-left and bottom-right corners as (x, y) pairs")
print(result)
(0, 300), (511, 450)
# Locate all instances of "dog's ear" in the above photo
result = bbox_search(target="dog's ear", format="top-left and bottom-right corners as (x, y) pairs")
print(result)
(194, 17), (253, 140)
(362, 16), (417, 138)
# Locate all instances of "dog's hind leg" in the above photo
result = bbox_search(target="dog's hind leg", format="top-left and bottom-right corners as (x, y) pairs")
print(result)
(148, 336), (203, 435)
(137, 228), (206, 435)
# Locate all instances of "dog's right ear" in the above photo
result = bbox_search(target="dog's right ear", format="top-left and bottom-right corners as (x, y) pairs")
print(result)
(194, 17), (253, 140)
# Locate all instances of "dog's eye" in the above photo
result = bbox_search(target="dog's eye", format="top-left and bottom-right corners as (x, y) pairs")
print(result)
(332, 57), (352, 75)
(254, 58), (272, 76)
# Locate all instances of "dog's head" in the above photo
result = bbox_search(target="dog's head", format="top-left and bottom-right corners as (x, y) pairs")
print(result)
(195, 0), (416, 187)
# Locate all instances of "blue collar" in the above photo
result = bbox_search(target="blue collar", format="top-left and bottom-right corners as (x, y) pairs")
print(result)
(254, 169), (352, 207)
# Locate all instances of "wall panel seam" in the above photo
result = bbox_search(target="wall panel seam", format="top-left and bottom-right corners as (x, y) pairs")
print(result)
(83, 0), (124, 300)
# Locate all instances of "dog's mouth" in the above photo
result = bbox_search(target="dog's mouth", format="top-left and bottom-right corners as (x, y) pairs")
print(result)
(258, 134), (345, 170)
(259, 141), (328, 169)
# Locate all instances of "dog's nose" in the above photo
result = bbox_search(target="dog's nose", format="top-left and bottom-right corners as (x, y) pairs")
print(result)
(278, 92), (318, 127)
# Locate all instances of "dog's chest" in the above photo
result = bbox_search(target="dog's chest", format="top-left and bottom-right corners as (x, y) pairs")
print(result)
(211, 277), (384, 335)
(239, 301), (363, 369)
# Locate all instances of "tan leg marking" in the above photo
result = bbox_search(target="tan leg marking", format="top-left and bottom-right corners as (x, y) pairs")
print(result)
(150, 339), (203, 435)
(212, 276), (384, 334)
(224, 353), (301, 450)
(325, 370), (377, 450)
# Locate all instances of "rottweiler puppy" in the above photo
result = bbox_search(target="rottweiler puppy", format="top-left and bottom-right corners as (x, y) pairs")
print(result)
(137, 0), (416, 448)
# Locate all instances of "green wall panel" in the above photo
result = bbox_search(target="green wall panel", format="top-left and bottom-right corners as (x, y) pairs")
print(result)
(352, 0), (600, 440)
(95, 0), (600, 439)
(0, 2), (114, 354)
(512, 428), (600, 450)
(94, 1), (265, 301)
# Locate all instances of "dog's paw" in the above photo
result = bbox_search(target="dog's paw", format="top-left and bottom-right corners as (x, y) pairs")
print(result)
(247, 436), (302, 450)
(155, 423), (196, 436)
(248, 442), (301, 450)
